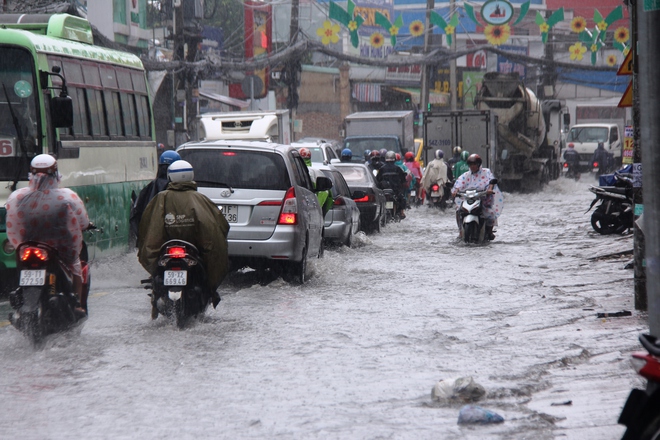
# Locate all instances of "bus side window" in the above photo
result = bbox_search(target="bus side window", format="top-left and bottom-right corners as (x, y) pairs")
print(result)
(117, 69), (137, 138)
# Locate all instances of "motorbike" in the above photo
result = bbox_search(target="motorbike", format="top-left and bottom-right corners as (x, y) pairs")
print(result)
(562, 161), (581, 180)
(383, 189), (402, 222)
(456, 188), (491, 244)
(587, 170), (633, 235)
(618, 333), (660, 440)
(142, 239), (210, 329)
(8, 241), (91, 346)
(428, 181), (453, 210)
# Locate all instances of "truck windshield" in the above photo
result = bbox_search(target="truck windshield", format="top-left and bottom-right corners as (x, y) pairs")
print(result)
(567, 127), (608, 143)
(0, 47), (40, 182)
(343, 138), (400, 163)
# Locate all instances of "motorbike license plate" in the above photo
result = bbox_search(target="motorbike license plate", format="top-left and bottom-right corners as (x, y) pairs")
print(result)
(19, 269), (46, 286)
(164, 270), (187, 286)
(385, 201), (394, 209)
(220, 205), (238, 223)
(410, 190), (416, 197)
(431, 190), (441, 197)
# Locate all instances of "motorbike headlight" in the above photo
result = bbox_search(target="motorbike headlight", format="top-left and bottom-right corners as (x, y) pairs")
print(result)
(2, 239), (14, 254)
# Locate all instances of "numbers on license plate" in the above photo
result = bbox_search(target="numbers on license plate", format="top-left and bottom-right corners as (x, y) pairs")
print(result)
(20, 270), (46, 286)
(164, 270), (187, 286)
(220, 205), (238, 223)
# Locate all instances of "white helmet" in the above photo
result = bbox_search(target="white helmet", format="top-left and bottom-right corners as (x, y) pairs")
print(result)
(30, 154), (58, 174)
(167, 160), (194, 183)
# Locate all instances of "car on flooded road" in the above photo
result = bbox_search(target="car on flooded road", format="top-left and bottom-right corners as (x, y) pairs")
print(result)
(332, 162), (386, 233)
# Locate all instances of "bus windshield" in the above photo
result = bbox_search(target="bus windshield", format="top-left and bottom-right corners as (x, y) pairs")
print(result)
(0, 46), (40, 181)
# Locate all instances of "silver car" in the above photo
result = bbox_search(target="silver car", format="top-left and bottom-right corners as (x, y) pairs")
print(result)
(310, 163), (361, 247)
(176, 141), (332, 283)
(291, 140), (340, 164)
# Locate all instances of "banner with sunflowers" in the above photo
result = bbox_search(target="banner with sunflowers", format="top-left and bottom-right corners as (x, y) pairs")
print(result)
(322, 0), (629, 66)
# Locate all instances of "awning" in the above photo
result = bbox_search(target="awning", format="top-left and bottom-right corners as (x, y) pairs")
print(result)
(199, 90), (250, 109)
(390, 87), (449, 105)
(352, 83), (382, 103)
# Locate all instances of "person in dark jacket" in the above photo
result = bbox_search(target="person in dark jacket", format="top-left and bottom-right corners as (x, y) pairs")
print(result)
(138, 160), (230, 311)
(130, 150), (181, 247)
(591, 142), (613, 175)
(377, 151), (408, 219)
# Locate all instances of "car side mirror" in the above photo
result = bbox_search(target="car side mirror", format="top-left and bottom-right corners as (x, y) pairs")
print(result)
(51, 95), (73, 128)
(352, 190), (366, 199)
(315, 176), (333, 192)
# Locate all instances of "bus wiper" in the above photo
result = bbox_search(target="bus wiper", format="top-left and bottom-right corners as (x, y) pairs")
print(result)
(2, 83), (29, 192)
(194, 180), (234, 192)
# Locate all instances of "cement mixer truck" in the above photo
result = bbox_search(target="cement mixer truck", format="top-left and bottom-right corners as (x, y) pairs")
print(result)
(423, 72), (568, 191)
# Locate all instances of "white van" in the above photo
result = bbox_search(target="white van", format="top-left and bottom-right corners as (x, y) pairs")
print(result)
(565, 123), (621, 168)
(197, 110), (291, 144)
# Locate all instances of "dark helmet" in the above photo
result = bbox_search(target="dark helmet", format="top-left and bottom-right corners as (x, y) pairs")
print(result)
(404, 151), (414, 161)
(435, 149), (444, 159)
(597, 141), (604, 149)
(370, 150), (381, 158)
(385, 151), (396, 162)
(379, 148), (388, 157)
(364, 149), (372, 160)
(467, 154), (482, 166)
(341, 148), (353, 161)
(159, 150), (181, 165)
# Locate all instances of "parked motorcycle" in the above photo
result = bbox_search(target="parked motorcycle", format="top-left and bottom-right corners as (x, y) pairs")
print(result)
(587, 171), (633, 235)
(456, 188), (491, 244)
(142, 239), (210, 329)
(618, 333), (660, 439)
(8, 241), (91, 346)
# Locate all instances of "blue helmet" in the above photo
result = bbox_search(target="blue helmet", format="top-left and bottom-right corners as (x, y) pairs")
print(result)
(159, 150), (181, 165)
(341, 148), (353, 160)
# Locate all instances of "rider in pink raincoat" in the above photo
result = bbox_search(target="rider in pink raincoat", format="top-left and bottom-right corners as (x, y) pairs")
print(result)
(5, 154), (90, 311)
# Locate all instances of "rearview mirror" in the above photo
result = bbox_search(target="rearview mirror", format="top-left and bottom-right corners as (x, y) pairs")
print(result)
(315, 176), (333, 192)
(51, 95), (73, 128)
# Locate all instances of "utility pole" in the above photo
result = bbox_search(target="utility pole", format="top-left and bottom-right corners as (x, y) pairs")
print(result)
(449, 0), (457, 111)
(172, 0), (186, 148)
(637, 0), (660, 335)
(419, 0), (434, 138)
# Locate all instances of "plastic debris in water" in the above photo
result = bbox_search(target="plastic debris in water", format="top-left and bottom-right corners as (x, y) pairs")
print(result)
(457, 405), (504, 425)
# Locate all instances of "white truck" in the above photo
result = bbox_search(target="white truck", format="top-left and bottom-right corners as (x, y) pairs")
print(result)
(564, 123), (622, 169)
(196, 110), (291, 144)
(342, 111), (415, 161)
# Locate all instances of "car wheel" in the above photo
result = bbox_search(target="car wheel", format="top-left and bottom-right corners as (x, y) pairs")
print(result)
(285, 244), (307, 284)
(344, 225), (353, 247)
(371, 217), (381, 233)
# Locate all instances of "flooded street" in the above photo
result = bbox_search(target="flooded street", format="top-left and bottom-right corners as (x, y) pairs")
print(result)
(0, 176), (647, 439)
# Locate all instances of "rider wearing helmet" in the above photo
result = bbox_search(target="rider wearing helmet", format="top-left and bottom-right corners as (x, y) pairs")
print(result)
(138, 160), (229, 312)
(451, 154), (503, 240)
(130, 150), (182, 246)
(420, 149), (450, 208)
(453, 150), (470, 179)
(363, 149), (372, 163)
(403, 151), (423, 202)
(448, 146), (462, 168)
(368, 149), (384, 172)
(341, 148), (353, 162)
(377, 151), (409, 219)
(6, 154), (90, 315)
(299, 147), (312, 166)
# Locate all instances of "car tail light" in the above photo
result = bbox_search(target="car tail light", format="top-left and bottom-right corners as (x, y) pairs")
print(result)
(166, 246), (186, 258)
(258, 200), (282, 206)
(354, 194), (373, 203)
(20, 246), (48, 261)
(222, 152), (236, 156)
(277, 187), (298, 225)
(333, 197), (345, 206)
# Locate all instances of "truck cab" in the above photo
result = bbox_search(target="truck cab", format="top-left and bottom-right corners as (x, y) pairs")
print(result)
(565, 123), (621, 169)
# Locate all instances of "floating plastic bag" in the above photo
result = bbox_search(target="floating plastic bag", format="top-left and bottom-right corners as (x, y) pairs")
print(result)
(431, 376), (486, 403)
(457, 405), (504, 425)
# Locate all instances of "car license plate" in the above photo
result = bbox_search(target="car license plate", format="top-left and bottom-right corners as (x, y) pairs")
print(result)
(385, 201), (394, 209)
(20, 270), (46, 286)
(220, 204), (238, 223)
(164, 270), (187, 286)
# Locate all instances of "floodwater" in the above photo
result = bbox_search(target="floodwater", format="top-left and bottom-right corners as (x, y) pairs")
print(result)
(0, 176), (646, 439)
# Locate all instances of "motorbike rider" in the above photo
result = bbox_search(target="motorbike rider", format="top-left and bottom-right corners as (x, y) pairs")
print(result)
(377, 151), (408, 219)
(404, 151), (422, 203)
(591, 141), (612, 175)
(5, 154), (90, 316)
(451, 154), (503, 240)
(130, 150), (181, 247)
(138, 160), (229, 312)
(447, 146), (462, 170)
(563, 143), (581, 178)
(453, 150), (470, 180)
(341, 148), (353, 162)
(368, 150), (384, 174)
(363, 149), (372, 164)
(300, 147), (333, 216)
(421, 149), (450, 207)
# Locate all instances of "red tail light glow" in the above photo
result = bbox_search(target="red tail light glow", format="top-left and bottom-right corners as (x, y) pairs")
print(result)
(431, 184), (440, 192)
(354, 194), (374, 203)
(333, 197), (345, 206)
(633, 353), (660, 382)
(593, 162), (599, 167)
(568, 143), (574, 148)
(166, 246), (187, 258)
(20, 247), (48, 261)
(278, 187), (298, 225)
(563, 162), (569, 168)
(222, 152), (237, 156)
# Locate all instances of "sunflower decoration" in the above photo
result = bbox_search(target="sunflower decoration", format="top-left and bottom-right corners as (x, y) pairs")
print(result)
(316, 21), (341, 45)
(535, 8), (564, 44)
(570, 16), (587, 33)
(409, 20), (424, 37)
(484, 24), (511, 46)
(328, 0), (364, 48)
(568, 42), (587, 61)
(374, 12), (404, 46)
(606, 54), (617, 67)
(592, 6), (623, 42)
(613, 26), (630, 53)
(429, 11), (460, 46)
(370, 32), (385, 49)
(578, 27), (603, 65)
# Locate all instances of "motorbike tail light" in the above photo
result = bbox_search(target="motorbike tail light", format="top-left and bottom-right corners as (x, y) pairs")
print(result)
(568, 143), (574, 148)
(431, 184), (440, 192)
(166, 246), (187, 258)
(563, 162), (568, 168)
(20, 246), (48, 261)
(632, 353), (660, 382)
(333, 197), (345, 206)
(593, 162), (599, 167)
(353, 194), (373, 203)
(277, 187), (298, 225)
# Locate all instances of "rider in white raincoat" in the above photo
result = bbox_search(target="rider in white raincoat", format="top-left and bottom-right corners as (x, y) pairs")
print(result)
(451, 154), (504, 238)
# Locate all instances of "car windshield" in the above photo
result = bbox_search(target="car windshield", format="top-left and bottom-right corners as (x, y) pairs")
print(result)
(336, 165), (372, 185)
(179, 149), (291, 190)
(567, 127), (608, 143)
(343, 138), (399, 162)
(295, 146), (324, 163)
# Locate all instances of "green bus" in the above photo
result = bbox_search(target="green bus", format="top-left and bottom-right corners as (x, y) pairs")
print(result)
(0, 13), (157, 286)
